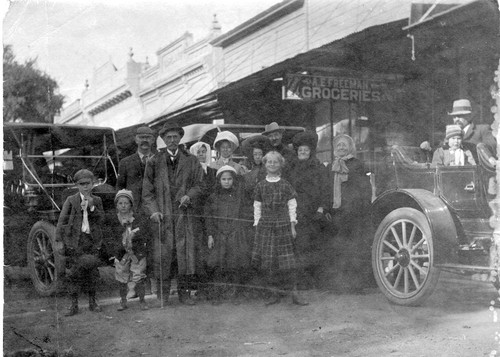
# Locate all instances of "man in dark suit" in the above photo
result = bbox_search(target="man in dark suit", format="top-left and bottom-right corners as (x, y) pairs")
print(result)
(117, 126), (156, 214)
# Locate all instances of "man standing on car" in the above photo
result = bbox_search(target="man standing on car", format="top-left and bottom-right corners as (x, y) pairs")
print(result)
(142, 121), (204, 306)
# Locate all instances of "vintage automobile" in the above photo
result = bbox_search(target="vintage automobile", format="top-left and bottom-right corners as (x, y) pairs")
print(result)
(3, 123), (119, 296)
(371, 145), (496, 306)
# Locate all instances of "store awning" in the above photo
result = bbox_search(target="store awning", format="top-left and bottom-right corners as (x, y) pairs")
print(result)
(199, 18), (410, 101)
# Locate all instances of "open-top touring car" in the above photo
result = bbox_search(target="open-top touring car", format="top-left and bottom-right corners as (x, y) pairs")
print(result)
(3, 123), (119, 295)
(371, 144), (497, 306)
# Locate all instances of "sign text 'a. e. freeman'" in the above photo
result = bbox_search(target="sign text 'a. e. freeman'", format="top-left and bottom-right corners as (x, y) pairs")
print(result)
(283, 74), (400, 102)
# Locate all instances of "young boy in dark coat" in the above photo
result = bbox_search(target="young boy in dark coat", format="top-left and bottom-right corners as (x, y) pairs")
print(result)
(55, 169), (105, 316)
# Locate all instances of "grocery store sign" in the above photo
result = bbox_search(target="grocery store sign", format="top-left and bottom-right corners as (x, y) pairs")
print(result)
(283, 73), (401, 102)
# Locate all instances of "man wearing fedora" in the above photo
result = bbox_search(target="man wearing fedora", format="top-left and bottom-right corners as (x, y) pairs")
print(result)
(449, 98), (496, 164)
(262, 122), (296, 176)
(142, 121), (204, 306)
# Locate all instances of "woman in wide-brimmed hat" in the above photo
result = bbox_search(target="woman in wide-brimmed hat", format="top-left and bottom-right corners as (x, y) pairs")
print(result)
(209, 131), (248, 175)
(241, 135), (270, 194)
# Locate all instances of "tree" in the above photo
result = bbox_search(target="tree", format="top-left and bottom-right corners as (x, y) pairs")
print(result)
(3, 45), (64, 123)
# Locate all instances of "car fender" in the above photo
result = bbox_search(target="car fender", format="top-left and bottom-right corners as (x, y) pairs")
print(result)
(372, 188), (458, 265)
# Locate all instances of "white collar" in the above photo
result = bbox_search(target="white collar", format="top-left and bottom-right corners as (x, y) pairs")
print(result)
(265, 176), (281, 182)
(167, 149), (178, 156)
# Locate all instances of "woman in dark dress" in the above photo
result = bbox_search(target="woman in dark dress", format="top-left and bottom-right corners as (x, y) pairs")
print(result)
(288, 131), (326, 288)
(189, 141), (217, 297)
(324, 134), (372, 291)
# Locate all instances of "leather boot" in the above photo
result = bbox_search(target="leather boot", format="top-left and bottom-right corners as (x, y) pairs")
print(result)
(136, 280), (148, 310)
(88, 291), (102, 312)
(117, 283), (128, 311)
(65, 293), (79, 316)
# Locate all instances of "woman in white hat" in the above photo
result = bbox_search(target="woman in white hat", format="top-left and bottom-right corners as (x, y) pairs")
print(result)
(209, 131), (248, 175)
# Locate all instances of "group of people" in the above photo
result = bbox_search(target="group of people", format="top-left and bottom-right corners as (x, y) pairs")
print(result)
(55, 120), (373, 316)
(55, 98), (493, 315)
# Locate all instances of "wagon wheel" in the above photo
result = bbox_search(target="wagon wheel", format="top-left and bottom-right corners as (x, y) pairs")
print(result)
(372, 207), (440, 306)
(27, 221), (65, 296)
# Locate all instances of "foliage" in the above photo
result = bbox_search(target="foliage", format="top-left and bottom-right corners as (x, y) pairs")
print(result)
(3, 45), (64, 123)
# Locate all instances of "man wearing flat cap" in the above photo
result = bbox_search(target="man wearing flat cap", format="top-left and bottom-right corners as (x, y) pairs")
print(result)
(262, 122), (296, 177)
(117, 126), (156, 214)
(142, 121), (204, 305)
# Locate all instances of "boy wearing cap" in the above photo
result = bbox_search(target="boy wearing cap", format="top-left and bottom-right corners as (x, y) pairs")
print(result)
(55, 169), (105, 316)
(432, 124), (476, 166)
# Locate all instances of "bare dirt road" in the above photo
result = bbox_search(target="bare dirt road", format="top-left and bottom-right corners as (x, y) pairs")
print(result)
(3, 270), (499, 357)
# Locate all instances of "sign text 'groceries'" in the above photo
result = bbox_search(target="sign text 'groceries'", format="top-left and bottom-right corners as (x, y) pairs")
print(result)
(283, 74), (402, 102)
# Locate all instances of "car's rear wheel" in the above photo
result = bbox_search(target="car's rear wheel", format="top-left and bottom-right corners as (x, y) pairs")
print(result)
(27, 221), (65, 296)
(372, 207), (440, 306)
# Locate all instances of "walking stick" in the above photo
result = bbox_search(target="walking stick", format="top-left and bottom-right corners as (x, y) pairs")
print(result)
(158, 221), (164, 309)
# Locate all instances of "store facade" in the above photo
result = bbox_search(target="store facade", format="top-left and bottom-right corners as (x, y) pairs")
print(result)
(202, 0), (499, 166)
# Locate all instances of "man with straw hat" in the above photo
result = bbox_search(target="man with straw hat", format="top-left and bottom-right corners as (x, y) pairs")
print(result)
(448, 99), (496, 164)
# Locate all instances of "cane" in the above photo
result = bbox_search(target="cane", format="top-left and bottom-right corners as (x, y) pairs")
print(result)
(158, 220), (164, 309)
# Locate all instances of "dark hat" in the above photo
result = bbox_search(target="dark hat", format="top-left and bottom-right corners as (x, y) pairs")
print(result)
(293, 131), (318, 150)
(159, 121), (184, 137)
(262, 122), (285, 135)
(241, 135), (270, 157)
(73, 169), (94, 182)
(136, 126), (155, 136)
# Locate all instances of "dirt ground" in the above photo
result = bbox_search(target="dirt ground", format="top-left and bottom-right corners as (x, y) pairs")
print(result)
(3, 269), (499, 357)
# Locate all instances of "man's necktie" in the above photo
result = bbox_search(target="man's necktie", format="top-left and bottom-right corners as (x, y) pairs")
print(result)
(81, 199), (90, 233)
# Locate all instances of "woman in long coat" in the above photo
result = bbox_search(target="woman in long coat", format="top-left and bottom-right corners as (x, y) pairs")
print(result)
(324, 134), (372, 291)
(288, 131), (326, 288)
(142, 123), (204, 304)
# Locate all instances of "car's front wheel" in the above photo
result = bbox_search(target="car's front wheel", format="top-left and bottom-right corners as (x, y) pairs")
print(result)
(372, 207), (440, 306)
(27, 221), (65, 296)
